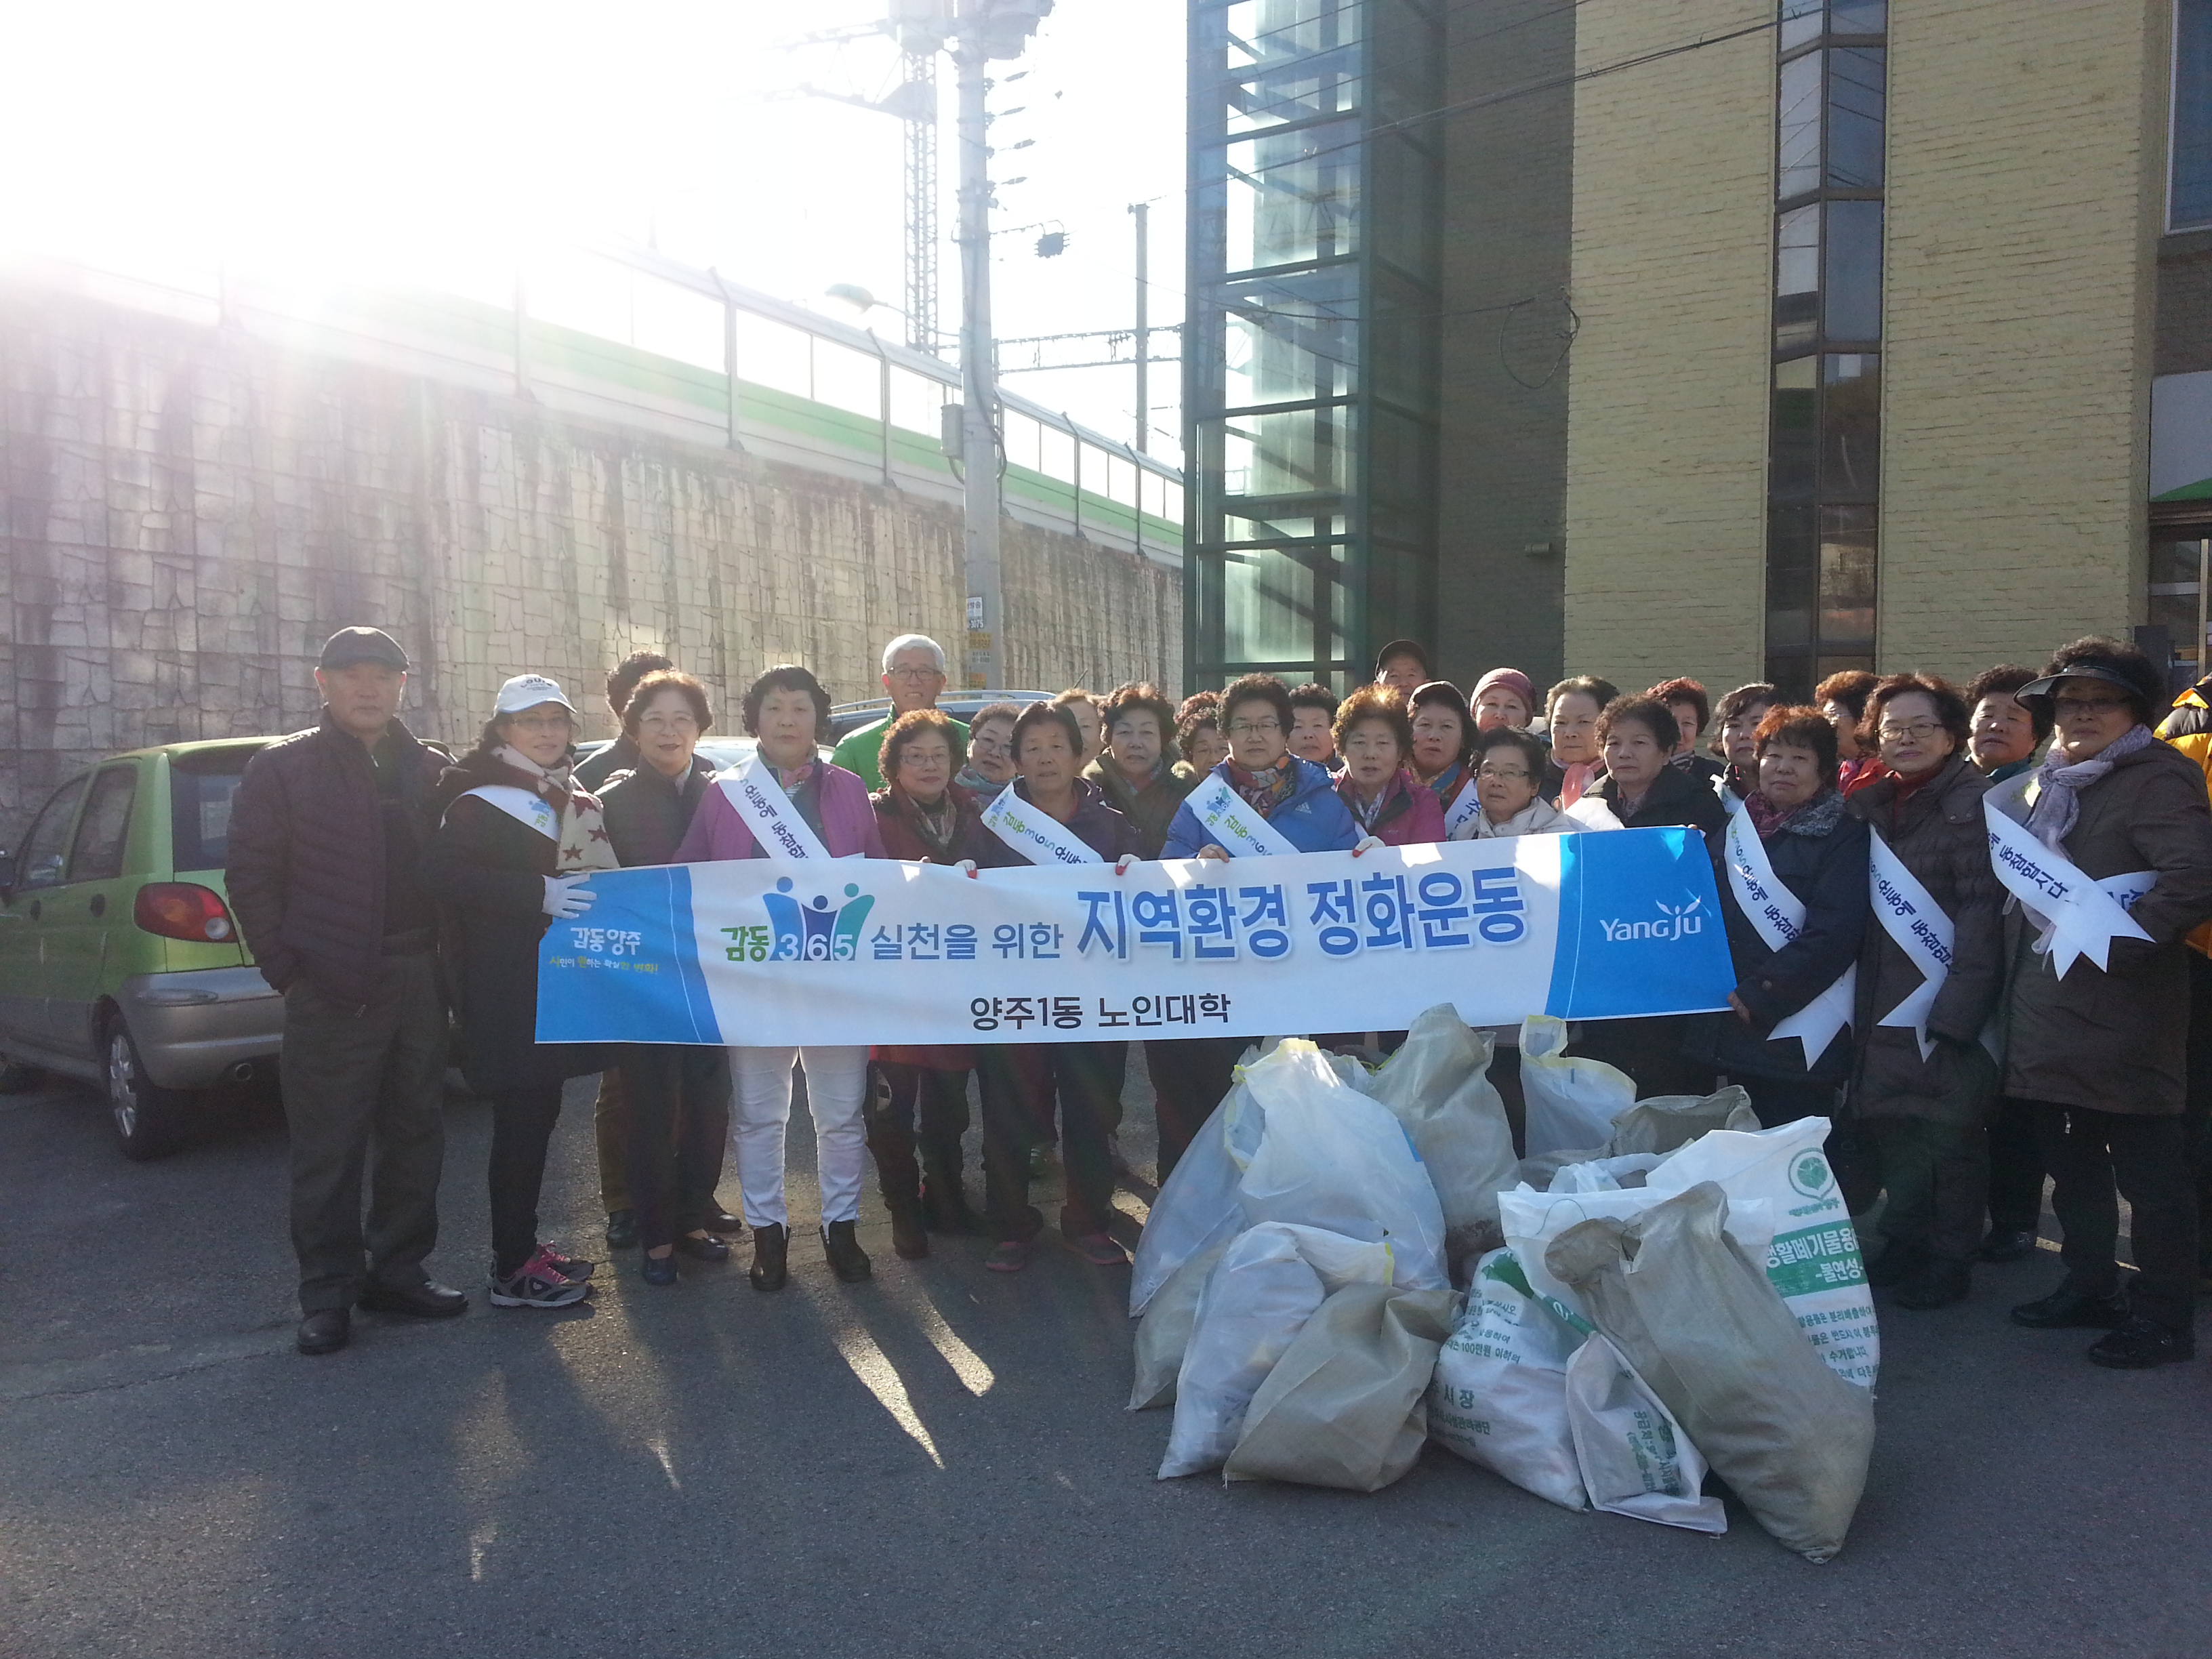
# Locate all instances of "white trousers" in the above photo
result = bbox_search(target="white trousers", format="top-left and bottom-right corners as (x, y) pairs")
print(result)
(727, 1045), (871, 1229)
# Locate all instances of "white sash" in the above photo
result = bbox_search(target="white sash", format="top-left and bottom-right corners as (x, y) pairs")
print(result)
(1981, 790), (2154, 977)
(1186, 775), (1300, 857)
(1563, 793), (1625, 831)
(718, 758), (832, 861)
(979, 784), (1101, 866)
(1721, 804), (1856, 1067)
(1867, 829), (1954, 1061)
(1440, 776), (1483, 838)
(453, 784), (556, 840)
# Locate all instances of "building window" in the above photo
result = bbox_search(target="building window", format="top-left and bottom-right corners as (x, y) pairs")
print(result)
(1186, 0), (1443, 692)
(2175, 0), (2212, 230)
(1765, 0), (1887, 697)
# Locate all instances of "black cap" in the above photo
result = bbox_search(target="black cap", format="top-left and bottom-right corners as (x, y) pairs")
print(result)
(1374, 638), (1430, 677)
(2012, 665), (2142, 707)
(317, 628), (409, 672)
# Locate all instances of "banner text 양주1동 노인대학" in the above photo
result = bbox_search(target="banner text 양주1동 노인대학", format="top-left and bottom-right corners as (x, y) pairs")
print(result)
(533, 827), (1738, 1048)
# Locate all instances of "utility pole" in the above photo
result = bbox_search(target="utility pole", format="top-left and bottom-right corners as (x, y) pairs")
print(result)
(901, 50), (941, 354)
(954, 36), (1002, 690)
(1130, 201), (1149, 454)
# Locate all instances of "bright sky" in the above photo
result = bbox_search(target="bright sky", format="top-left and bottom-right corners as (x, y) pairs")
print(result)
(0, 0), (1185, 459)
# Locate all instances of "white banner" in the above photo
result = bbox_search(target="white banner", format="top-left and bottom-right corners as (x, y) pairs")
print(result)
(1184, 775), (1300, 857)
(979, 784), (1101, 866)
(1866, 829), (1953, 1061)
(1981, 793), (2152, 977)
(1721, 806), (1856, 1069)
(718, 758), (833, 862)
(537, 829), (1739, 1048)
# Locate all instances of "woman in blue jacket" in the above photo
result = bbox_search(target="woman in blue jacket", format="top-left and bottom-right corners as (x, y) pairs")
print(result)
(1162, 674), (1363, 859)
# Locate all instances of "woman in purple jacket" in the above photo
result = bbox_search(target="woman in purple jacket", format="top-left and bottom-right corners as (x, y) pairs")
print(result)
(674, 665), (888, 1293)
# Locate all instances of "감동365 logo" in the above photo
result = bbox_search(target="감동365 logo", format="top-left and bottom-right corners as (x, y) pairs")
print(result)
(1597, 894), (1706, 944)
(721, 876), (877, 964)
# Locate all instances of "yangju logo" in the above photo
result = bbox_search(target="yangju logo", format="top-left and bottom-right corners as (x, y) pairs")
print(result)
(762, 877), (876, 962)
(1598, 894), (1706, 943)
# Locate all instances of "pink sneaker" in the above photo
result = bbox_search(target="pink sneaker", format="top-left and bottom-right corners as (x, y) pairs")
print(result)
(985, 1240), (1031, 1273)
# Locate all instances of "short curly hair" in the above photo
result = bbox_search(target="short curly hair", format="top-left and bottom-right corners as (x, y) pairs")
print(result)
(620, 669), (713, 737)
(1963, 663), (2054, 741)
(1754, 704), (1841, 785)
(1476, 725), (1548, 777)
(742, 664), (832, 741)
(878, 708), (967, 783)
(1175, 708), (1223, 763)
(1646, 676), (1711, 735)
(1860, 673), (1970, 754)
(1220, 673), (1294, 735)
(1102, 681), (1176, 743)
(1011, 700), (1084, 760)
(1408, 680), (1475, 769)
(1596, 695), (1677, 754)
(2037, 636), (2167, 727)
(1330, 684), (1412, 757)
(1814, 669), (1880, 722)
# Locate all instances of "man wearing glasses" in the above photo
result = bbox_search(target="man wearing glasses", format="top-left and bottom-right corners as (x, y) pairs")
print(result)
(832, 634), (967, 791)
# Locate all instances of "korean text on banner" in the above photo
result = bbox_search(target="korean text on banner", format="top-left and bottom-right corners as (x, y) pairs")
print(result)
(536, 827), (1737, 1048)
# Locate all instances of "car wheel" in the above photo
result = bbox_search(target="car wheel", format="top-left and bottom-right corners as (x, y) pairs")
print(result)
(0, 1054), (43, 1094)
(104, 1017), (190, 1160)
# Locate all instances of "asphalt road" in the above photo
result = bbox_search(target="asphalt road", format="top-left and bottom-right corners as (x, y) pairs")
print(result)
(3, 1057), (2208, 1659)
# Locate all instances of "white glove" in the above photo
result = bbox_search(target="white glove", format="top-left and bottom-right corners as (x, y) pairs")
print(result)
(956, 859), (979, 880)
(541, 874), (596, 919)
(1350, 835), (1384, 858)
(1113, 854), (1136, 876)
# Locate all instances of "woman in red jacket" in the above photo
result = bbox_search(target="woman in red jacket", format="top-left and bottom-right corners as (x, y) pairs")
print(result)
(867, 710), (994, 1259)
(1332, 685), (1446, 846)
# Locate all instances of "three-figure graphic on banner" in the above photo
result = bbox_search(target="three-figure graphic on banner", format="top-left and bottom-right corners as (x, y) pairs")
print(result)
(535, 825), (1738, 1048)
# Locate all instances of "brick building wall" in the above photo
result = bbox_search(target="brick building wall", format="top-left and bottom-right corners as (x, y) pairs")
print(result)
(1877, 0), (2164, 682)
(0, 289), (1181, 840)
(1559, 0), (1777, 700)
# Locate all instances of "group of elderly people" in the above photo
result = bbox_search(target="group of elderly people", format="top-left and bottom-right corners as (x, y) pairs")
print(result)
(413, 624), (2212, 1374)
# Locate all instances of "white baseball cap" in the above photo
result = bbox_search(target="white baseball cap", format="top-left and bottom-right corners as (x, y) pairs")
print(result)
(493, 674), (577, 716)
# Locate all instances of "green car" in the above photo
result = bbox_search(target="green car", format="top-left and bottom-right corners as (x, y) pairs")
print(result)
(0, 739), (283, 1158)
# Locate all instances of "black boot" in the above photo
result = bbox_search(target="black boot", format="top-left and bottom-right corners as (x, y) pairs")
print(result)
(605, 1209), (639, 1250)
(823, 1220), (874, 1283)
(1866, 1241), (1927, 1289)
(920, 1162), (982, 1235)
(749, 1223), (789, 1292)
(1892, 1260), (1971, 1311)
(887, 1202), (930, 1261)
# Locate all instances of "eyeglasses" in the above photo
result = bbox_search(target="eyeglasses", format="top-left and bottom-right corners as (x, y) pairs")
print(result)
(1477, 764), (1531, 781)
(1227, 719), (1282, 735)
(1877, 720), (1942, 741)
(2054, 694), (2130, 712)
(886, 664), (944, 681)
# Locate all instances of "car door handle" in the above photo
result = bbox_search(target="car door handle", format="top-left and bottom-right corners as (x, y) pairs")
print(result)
(88, 895), (106, 918)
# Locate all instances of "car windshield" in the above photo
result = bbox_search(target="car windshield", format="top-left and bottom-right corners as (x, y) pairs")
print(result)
(170, 748), (261, 872)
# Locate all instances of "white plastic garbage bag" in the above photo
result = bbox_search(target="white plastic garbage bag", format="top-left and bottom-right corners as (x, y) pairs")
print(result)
(1427, 1248), (1590, 1511)
(1157, 1223), (1394, 1479)
(1547, 1183), (1875, 1561)
(1561, 1334), (1725, 1534)
(1643, 1118), (1878, 1387)
(1128, 1240), (1230, 1410)
(1606, 1085), (1759, 1156)
(1361, 1005), (1520, 1235)
(1518, 1017), (1637, 1155)
(1128, 1044), (1265, 1316)
(1238, 1042), (1449, 1290)
(1549, 1153), (1664, 1193)
(1226, 1282), (1458, 1492)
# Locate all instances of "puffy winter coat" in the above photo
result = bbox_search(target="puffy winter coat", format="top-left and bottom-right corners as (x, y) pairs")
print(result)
(1845, 755), (2004, 1123)
(1336, 769), (1446, 846)
(598, 755), (718, 867)
(1570, 761), (1729, 838)
(976, 779), (1143, 867)
(226, 713), (446, 1006)
(673, 762), (886, 862)
(1161, 757), (1361, 859)
(1084, 755), (1198, 857)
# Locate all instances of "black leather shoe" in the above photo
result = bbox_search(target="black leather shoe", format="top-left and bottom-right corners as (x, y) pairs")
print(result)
(823, 1219), (874, 1283)
(1866, 1244), (1927, 1289)
(888, 1205), (930, 1261)
(2088, 1316), (2194, 1368)
(675, 1231), (729, 1263)
(921, 1183), (982, 1236)
(1892, 1262), (1971, 1311)
(1979, 1227), (2038, 1264)
(750, 1223), (790, 1292)
(702, 1209), (747, 1235)
(358, 1279), (468, 1319)
(297, 1309), (350, 1355)
(642, 1251), (679, 1287)
(2010, 1286), (2129, 1330)
(605, 1209), (640, 1250)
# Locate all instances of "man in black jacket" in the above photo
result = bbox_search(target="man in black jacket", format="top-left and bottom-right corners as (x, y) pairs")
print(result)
(228, 628), (464, 1355)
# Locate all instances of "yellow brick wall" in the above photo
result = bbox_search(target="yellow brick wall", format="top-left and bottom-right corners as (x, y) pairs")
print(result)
(1561, 0), (1777, 699)
(1879, 0), (2165, 683)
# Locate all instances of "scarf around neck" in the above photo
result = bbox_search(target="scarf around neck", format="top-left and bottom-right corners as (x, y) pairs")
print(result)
(1557, 758), (1601, 808)
(493, 744), (617, 871)
(1227, 754), (1299, 817)
(1743, 785), (1844, 842)
(2025, 724), (2156, 853)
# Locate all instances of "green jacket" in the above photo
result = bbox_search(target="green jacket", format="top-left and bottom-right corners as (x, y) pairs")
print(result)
(832, 712), (970, 791)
